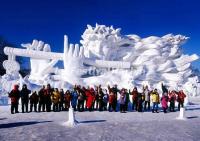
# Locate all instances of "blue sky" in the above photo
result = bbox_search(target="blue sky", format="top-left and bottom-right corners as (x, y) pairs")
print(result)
(0, 0), (200, 69)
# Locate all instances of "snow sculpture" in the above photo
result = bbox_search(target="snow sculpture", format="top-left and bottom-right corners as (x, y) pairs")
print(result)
(2, 52), (20, 80)
(176, 108), (186, 120)
(1, 24), (200, 98)
(81, 24), (199, 94)
(62, 104), (78, 127)
(20, 40), (58, 84)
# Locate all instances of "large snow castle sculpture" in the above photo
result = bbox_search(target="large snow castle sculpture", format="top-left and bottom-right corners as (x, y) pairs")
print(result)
(1, 24), (200, 103)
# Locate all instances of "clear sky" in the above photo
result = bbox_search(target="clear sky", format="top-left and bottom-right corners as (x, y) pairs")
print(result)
(0, 0), (200, 69)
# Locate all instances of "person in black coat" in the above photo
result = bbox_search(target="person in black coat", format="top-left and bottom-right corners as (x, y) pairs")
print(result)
(38, 85), (45, 112)
(20, 84), (31, 113)
(137, 93), (144, 112)
(125, 89), (130, 111)
(98, 87), (104, 111)
(111, 84), (120, 112)
(44, 84), (53, 112)
(94, 85), (99, 110)
(59, 89), (64, 111)
(29, 91), (39, 112)
(8, 85), (20, 114)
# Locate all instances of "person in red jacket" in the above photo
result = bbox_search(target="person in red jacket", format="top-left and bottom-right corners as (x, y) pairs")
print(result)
(86, 87), (95, 112)
(44, 84), (53, 112)
(177, 90), (186, 110)
(161, 93), (169, 113)
(64, 90), (71, 111)
(168, 90), (177, 112)
(8, 85), (20, 114)
(108, 90), (116, 112)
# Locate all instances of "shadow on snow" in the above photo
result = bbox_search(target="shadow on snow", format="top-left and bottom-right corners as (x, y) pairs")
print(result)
(0, 118), (7, 120)
(78, 119), (106, 124)
(186, 107), (200, 111)
(187, 116), (198, 119)
(0, 121), (52, 129)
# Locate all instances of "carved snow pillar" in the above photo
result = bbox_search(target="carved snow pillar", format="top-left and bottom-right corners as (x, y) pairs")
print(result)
(3, 52), (20, 75)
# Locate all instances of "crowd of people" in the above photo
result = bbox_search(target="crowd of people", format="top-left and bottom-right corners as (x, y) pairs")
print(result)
(8, 83), (186, 114)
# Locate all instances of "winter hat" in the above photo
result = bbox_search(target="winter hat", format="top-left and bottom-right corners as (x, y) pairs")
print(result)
(14, 85), (19, 91)
(22, 84), (27, 89)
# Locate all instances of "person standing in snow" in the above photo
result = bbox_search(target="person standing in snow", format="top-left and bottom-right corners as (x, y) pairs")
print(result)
(137, 92), (144, 112)
(108, 89), (116, 112)
(77, 88), (85, 112)
(98, 87), (104, 111)
(29, 91), (39, 112)
(64, 90), (71, 111)
(112, 84), (120, 112)
(161, 93), (169, 113)
(44, 84), (53, 112)
(8, 85), (20, 114)
(143, 85), (151, 111)
(102, 89), (109, 111)
(130, 87), (138, 111)
(51, 88), (61, 112)
(38, 85), (45, 112)
(82, 86), (88, 110)
(71, 87), (79, 111)
(59, 89), (64, 111)
(94, 85), (99, 110)
(124, 89), (130, 111)
(168, 90), (177, 112)
(119, 88), (126, 113)
(86, 87), (95, 112)
(177, 90), (186, 110)
(151, 89), (160, 113)
(20, 84), (31, 113)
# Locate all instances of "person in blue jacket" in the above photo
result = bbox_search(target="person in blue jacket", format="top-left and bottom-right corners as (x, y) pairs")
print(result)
(71, 87), (79, 111)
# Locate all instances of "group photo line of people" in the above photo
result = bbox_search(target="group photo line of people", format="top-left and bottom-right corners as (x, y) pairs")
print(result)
(8, 83), (186, 114)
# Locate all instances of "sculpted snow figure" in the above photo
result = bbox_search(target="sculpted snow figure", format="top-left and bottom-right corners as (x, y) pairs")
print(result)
(21, 40), (58, 84)
(1, 24), (200, 100)
(81, 24), (199, 94)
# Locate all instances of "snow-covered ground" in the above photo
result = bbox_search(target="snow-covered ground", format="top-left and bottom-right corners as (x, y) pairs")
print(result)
(0, 100), (200, 141)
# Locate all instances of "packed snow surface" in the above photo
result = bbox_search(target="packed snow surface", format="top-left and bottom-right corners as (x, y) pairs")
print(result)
(0, 100), (200, 141)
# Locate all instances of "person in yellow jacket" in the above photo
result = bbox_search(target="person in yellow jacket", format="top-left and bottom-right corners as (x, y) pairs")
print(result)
(51, 88), (61, 112)
(151, 89), (160, 113)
